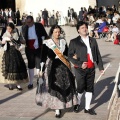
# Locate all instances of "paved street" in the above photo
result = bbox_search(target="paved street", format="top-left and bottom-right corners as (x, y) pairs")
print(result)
(0, 26), (120, 120)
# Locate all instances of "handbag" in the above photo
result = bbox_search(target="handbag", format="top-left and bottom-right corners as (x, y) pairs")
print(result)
(102, 26), (109, 32)
(35, 77), (44, 106)
(116, 34), (120, 41)
(114, 39), (119, 45)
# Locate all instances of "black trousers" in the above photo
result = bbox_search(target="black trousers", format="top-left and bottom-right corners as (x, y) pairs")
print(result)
(74, 67), (95, 93)
(43, 19), (48, 27)
(16, 18), (21, 26)
(25, 47), (41, 69)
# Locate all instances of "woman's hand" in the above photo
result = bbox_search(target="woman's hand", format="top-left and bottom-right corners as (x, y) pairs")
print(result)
(2, 37), (11, 44)
(39, 71), (43, 77)
(18, 45), (23, 51)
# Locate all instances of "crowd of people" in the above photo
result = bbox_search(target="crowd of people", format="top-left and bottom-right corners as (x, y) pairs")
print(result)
(21, 8), (78, 27)
(0, 8), (21, 26)
(0, 4), (119, 118)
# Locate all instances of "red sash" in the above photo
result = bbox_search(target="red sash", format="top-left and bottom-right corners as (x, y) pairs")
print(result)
(74, 54), (94, 69)
(87, 54), (94, 68)
(27, 39), (35, 49)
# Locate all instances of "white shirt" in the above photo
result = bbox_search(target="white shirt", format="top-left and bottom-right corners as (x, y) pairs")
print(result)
(112, 27), (119, 33)
(1, 11), (3, 16)
(96, 19), (103, 24)
(81, 36), (93, 62)
(9, 11), (11, 16)
(5, 11), (8, 16)
(112, 14), (120, 23)
(28, 24), (39, 49)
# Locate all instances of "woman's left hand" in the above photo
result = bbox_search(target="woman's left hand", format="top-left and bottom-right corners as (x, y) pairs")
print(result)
(39, 71), (43, 77)
(18, 45), (23, 51)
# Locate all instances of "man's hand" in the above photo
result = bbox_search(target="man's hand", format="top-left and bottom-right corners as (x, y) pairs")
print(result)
(73, 54), (77, 59)
(81, 62), (88, 69)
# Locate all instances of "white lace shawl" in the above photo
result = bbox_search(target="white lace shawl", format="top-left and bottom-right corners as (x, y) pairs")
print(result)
(43, 39), (66, 53)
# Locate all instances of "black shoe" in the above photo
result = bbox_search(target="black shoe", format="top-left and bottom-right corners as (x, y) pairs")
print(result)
(74, 104), (80, 113)
(9, 86), (14, 90)
(16, 86), (23, 91)
(84, 109), (97, 115)
(9, 85), (13, 90)
(28, 84), (33, 89)
(55, 110), (61, 118)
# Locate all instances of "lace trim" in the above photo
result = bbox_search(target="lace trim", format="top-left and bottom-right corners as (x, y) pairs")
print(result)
(49, 88), (75, 103)
(2, 72), (28, 80)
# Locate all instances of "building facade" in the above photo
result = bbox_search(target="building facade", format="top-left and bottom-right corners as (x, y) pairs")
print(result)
(1, 0), (119, 19)
(0, 0), (97, 19)
(15, 0), (96, 19)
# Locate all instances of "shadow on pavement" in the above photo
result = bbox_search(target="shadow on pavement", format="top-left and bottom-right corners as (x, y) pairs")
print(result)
(92, 76), (115, 109)
(0, 81), (37, 105)
(0, 92), (22, 105)
(31, 108), (51, 120)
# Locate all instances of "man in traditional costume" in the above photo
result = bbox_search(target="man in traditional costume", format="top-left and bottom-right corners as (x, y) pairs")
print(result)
(20, 16), (48, 89)
(68, 21), (104, 115)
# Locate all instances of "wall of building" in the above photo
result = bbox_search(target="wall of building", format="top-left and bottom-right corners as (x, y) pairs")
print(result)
(16, 0), (96, 20)
(88, 0), (96, 8)
(16, 0), (27, 16)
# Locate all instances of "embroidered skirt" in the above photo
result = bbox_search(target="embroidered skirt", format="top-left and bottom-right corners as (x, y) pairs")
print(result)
(36, 58), (77, 109)
(1, 46), (28, 84)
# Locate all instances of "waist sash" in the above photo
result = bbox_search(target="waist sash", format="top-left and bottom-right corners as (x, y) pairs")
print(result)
(27, 39), (35, 49)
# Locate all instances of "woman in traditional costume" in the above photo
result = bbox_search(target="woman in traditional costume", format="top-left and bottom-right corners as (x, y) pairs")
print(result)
(1, 22), (28, 90)
(36, 25), (77, 118)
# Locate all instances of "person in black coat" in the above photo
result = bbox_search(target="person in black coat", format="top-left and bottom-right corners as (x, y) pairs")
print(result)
(20, 15), (48, 89)
(16, 8), (21, 26)
(0, 9), (6, 26)
(8, 8), (15, 23)
(79, 7), (84, 21)
(0, 27), (6, 41)
(68, 7), (71, 17)
(42, 8), (49, 27)
(68, 21), (104, 115)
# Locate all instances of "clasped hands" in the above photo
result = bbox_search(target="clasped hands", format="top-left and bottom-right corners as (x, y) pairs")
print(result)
(73, 54), (104, 75)
(73, 54), (87, 69)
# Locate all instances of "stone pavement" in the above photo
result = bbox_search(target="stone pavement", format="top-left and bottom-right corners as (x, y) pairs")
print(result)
(0, 26), (120, 120)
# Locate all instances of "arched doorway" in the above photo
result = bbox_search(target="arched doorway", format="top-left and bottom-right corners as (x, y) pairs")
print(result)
(0, 0), (16, 11)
